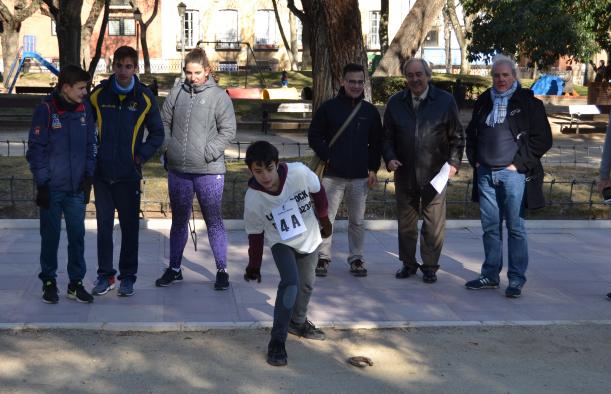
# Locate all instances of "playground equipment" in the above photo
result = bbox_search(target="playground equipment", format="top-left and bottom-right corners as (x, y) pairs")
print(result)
(5, 36), (59, 94)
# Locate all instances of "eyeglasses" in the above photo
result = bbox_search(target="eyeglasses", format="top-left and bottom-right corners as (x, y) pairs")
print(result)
(346, 79), (365, 86)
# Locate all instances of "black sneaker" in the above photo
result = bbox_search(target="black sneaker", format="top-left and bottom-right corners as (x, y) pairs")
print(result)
(465, 276), (500, 290)
(155, 267), (183, 287)
(288, 319), (326, 340)
(67, 281), (94, 303)
(395, 262), (420, 279)
(606, 292), (611, 301)
(422, 270), (437, 283)
(214, 269), (229, 291)
(505, 283), (523, 298)
(315, 259), (329, 277)
(267, 339), (287, 367)
(42, 279), (59, 304)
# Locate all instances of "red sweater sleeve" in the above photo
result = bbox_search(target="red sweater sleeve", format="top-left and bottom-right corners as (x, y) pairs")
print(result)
(311, 183), (329, 218)
(247, 233), (264, 269)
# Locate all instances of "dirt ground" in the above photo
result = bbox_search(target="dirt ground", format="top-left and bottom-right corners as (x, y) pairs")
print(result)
(0, 324), (610, 394)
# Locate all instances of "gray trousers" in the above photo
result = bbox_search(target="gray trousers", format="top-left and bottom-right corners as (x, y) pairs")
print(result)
(270, 243), (318, 342)
(395, 182), (447, 272)
(318, 176), (369, 263)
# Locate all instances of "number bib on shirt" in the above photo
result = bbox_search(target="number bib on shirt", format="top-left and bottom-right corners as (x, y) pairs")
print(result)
(271, 198), (307, 241)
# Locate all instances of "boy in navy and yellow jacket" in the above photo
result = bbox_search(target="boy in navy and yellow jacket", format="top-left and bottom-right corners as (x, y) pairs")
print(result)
(89, 46), (164, 297)
(26, 65), (97, 304)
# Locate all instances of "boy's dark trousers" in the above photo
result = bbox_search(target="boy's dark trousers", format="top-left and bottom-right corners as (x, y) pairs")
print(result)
(38, 191), (87, 282)
(94, 179), (141, 282)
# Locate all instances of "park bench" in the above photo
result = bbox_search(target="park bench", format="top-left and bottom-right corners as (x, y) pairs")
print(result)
(562, 104), (602, 134)
(261, 101), (312, 134)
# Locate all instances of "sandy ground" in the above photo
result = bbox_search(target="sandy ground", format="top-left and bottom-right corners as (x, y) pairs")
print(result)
(1, 324), (610, 394)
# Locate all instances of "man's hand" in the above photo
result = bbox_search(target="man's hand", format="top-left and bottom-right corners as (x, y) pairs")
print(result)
(507, 164), (518, 171)
(35, 185), (50, 210)
(319, 216), (332, 238)
(448, 165), (458, 179)
(367, 171), (377, 188)
(244, 265), (261, 283)
(597, 179), (611, 193)
(80, 176), (94, 204)
(386, 159), (403, 172)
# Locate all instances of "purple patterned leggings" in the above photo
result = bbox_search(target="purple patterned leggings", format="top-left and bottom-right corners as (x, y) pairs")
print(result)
(168, 170), (227, 269)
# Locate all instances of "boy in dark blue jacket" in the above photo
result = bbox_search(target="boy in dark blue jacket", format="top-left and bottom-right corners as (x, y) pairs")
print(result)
(89, 46), (164, 297)
(26, 65), (97, 304)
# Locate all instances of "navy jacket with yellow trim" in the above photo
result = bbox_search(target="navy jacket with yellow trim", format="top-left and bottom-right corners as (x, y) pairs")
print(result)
(90, 75), (164, 182)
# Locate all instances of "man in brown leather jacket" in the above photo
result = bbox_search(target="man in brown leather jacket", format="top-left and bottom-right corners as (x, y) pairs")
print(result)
(383, 58), (465, 284)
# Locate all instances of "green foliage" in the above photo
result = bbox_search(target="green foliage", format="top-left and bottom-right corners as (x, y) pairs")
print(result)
(371, 74), (490, 104)
(463, 0), (606, 67)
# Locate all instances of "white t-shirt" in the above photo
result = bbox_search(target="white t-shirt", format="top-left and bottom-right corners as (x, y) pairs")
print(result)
(244, 162), (322, 254)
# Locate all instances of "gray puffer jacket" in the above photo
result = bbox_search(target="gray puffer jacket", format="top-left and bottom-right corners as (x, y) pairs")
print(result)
(161, 78), (236, 174)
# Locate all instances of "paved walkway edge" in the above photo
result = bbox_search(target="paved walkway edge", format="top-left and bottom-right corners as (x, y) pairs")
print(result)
(2, 219), (611, 230)
(2, 320), (611, 332)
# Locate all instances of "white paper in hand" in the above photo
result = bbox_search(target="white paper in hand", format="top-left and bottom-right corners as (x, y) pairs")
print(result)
(430, 162), (451, 194)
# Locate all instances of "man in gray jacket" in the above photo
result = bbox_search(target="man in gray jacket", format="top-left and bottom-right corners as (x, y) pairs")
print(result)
(383, 58), (464, 284)
(157, 48), (236, 290)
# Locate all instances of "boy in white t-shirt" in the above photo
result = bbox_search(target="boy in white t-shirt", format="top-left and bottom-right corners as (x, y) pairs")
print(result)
(243, 141), (332, 367)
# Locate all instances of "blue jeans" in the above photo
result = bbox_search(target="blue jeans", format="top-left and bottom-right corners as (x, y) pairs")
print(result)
(38, 191), (87, 282)
(477, 165), (528, 286)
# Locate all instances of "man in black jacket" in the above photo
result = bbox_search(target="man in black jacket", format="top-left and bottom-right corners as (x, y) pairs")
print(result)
(383, 58), (464, 284)
(464, 55), (552, 298)
(308, 63), (383, 278)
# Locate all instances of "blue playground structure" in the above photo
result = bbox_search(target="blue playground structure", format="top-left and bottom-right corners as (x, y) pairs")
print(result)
(5, 36), (59, 94)
(530, 74), (565, 96)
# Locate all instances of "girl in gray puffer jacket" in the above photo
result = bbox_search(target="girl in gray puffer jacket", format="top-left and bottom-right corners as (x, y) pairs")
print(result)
(158, 48), (236, 290)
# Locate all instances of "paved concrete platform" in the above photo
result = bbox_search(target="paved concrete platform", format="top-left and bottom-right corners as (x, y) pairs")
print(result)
(1, 221), (610, 330)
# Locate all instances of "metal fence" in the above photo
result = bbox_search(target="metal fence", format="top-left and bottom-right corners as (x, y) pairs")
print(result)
(0, 139), (605, 166)
(1, 175), (608, 220)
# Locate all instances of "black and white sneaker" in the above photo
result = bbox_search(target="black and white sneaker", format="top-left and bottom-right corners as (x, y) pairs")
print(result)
(42, 279), (59, 304)
(288, 319), (326, 340)
(465, 276), (499, 290)
(67, 281), (94, 303)
(155, 267), (183, 287)
(606, 292), (611, 301)
(214, 269), (229, 291)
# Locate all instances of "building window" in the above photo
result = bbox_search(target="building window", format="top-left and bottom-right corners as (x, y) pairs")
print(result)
(183, 10), (200, 49)
(109, 0), (131, 8)
(215, 9), (239, 49)
(108, 18), (136, 36)
(51, 20), (57, 36)
(423, 28), (439, 47)
(255, 10), (277, 48)
(367, 11), (380, 49)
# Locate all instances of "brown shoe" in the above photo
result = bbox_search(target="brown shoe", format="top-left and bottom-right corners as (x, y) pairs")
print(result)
(349, 259), (368, 277)
(315, 259), (329, 277)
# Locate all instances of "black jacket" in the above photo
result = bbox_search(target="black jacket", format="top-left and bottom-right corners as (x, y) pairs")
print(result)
(466, 87), (553, 209)
(383, 84), (464, 188)
(308, 89), (383, 179)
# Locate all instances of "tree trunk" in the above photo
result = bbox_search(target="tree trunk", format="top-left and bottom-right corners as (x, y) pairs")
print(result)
(81, 0), (105, 70)
(131, 0), (159, 75)
(380, 0), (388, 54)
(43, 0), (84, 68)
(271, 0), (297, 71)
(289, 11), (299, 69)
(373, 0), (446, 77)
(287, 0), (311, 69)
(88, 0), (110, 80)
(446, 0), (471, 74)
(0, 0), (42, 85)
(443, 7), (451, 74)
(1, 23), (21, 87)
